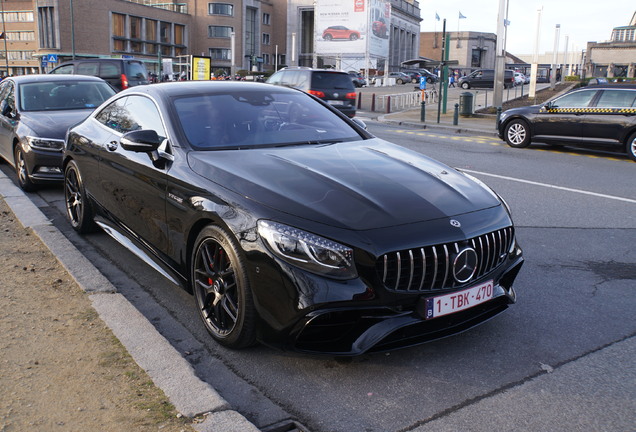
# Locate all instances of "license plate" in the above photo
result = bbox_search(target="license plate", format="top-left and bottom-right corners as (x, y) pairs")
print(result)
(423, 280), (494, 320)
(327, 100), (344, 106)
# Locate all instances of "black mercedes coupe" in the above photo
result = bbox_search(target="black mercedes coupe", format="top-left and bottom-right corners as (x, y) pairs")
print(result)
(63, 81), (524, 355)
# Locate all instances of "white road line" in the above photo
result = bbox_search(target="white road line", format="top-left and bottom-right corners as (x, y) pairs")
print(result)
(462, 169), (636, 204)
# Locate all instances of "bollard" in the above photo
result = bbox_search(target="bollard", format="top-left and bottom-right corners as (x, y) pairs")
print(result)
(453, 103), (459, 125)
(496, 106), (502, 128)
(371, 93), (376, 112)
(357, 92), (362, 109)
(420, 101), (426, 122)
(386, 96), (391, 114)
(521, 83), (524, 98)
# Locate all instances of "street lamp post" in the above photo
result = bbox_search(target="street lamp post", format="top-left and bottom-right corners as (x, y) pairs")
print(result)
(528, 7), (542, 99)
(550, 24), (560, 90)
(0, 0), (9, 74)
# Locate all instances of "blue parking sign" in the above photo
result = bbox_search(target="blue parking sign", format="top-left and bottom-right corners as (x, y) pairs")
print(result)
(419, 77), (427, 90)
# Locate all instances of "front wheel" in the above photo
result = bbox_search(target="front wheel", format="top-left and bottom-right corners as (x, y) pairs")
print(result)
(14, 146), (36, 192)
(504, 119), (531, 148)
(626, 132), (636, 162)
(192, 225), (256, 349)
(461, 82), (470, 89)
(64, 160), (96, 233)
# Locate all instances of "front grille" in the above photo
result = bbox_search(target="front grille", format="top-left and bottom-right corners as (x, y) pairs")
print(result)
(376, 227), (514, 293)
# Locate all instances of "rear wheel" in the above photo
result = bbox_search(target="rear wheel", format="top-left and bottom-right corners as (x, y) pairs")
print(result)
(14, 146), (36, 192)
(192, 225), (256, 349)
(323, 34), (333, 41)
(64, 160), (96, 233)
(627, 132), (636, 162)
(461, 82), (470, 89)
(504, 119), (531, 148)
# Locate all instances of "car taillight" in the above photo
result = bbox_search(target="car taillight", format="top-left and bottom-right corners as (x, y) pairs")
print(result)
(121, 74), (129, 89)
(308, 89), (325, 98)
(346, 92), (356, 99)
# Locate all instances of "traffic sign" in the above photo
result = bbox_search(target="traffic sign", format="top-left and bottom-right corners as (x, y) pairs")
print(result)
(41, 58), (48, 67)
(419, 76), (427, 90)
(47, 54), (58, 63)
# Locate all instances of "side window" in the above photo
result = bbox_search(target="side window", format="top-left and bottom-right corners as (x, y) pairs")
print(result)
(595, 90), (636, 108)
(51, 64), (74, 74)
(95, 97), (129, 133)
(0, 80), (15, 113)
(100, 62), (121, 79)
(76, 62), (99, 76)
(268, 71), (283, 85)
(121, 96), (166, 139)
(552, 90), (597, 108)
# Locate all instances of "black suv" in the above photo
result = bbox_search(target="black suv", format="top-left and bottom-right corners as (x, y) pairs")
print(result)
(459, 69), (515, 89)
(497, 84), (636, 161)
(266, 67), (357, 117)
(49, 58), (149, 91)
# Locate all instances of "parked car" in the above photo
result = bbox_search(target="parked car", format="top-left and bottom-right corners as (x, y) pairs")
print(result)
(49, 58), (150, 91)
(322, 26), (360, 41)
(420, 69), (439, 84)
(387, 72), (411, 85)
(514, 72), (526, 86)
(348, 71), (367, 88)
(266, 67), (357, 117)
(63, 81), (524, 355)
(0, 74), (116, 191)
(497, 84), (636, 161)
(458, 69), (515, 89)
(401, 70), (422, 84)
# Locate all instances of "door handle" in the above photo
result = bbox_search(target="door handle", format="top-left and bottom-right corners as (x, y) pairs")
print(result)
(106, 141), (118, 151)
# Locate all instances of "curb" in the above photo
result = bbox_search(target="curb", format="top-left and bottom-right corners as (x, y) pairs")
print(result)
(0, 172), (260, 432)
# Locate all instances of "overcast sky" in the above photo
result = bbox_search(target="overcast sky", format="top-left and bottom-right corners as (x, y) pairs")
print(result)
(419, 1), (635, 55)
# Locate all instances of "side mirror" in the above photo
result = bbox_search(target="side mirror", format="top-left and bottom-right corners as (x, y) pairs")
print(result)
(351, 117), (367, 130)
(1, 100), (12, 117)
(120, 129), (162, 153)
(543, 101), (553, 110)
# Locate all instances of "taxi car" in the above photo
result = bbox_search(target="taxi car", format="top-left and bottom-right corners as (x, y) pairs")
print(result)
(498, 84), (636, 161)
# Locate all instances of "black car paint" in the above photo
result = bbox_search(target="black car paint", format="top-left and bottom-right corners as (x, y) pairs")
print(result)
(65, 81), (523, 355)
(497, 84), (636, 157)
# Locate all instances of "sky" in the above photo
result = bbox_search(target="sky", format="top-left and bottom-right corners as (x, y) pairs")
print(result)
(419, 1), (635, 55)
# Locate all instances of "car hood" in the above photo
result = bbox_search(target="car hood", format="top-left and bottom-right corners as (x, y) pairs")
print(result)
(503, 104), (542, 116)
(20, 110), (93, 139)
(187, 139), (502, 230)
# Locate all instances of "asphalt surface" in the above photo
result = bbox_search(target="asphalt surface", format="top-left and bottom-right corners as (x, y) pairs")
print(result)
(1, 83), (634, 431)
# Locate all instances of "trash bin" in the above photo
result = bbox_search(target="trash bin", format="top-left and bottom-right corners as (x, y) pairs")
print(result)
(459, 92), (474, 117)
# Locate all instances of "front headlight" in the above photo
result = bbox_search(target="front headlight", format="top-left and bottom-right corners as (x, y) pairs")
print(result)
(257, 220), (357, 280)
(26, 136), (64, 151)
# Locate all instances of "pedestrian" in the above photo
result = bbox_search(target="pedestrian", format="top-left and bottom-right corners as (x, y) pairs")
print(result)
(449, 74), (455, 88)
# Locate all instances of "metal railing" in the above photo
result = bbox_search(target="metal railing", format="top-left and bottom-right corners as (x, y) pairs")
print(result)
(375, 89), (438, 113)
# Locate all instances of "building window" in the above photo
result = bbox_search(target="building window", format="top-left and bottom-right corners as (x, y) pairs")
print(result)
(7, 31), (35, 41)
(262, 33), (270, 45)
(130, 16), (142, 53)
(145, 19), (157, 54)
(209, 3), (233, 16)
(245, 7), (257, 58)
(112, 13), (126, 51)
(209, 48), (231, 60)
(208, 26), (233, 38)
(471, 49), (482, 68)
(37, 7), (56, 48)
(3, 11), (34, 22)
(263, 13), (271, 25)
(7, 50), (35, 60)
(262, 53), (270, 65)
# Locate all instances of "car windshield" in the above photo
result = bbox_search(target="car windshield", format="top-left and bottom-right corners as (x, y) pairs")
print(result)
(19, 81), (116, 111)
(173, 90), (362, 150)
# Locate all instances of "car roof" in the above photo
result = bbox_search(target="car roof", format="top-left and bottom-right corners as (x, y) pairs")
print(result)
(584, 83), (636, 89)
(7, 74), (107, 84)
(119, 81), (299, 98)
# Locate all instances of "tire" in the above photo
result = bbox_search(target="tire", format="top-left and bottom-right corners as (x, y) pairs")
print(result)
(504, 119), (531, 148)
(461, 82), (470, 89)
(14, 145), (36, 192)
(64, 160), (97, 233)
(192, 225), (256, 349)
(427, 77), (433, 84)
(350, 34), (359, 41)
(396, 79), (404, 85)
(324, 34), (333, 41)
(626, 132), (636, 162)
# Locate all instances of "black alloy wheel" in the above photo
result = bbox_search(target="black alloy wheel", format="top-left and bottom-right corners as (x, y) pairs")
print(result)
(627, 132), (636, 162)
(504, 119), (531, 148)
(14, 145), (36, 192)
(192, 225), (256, 348)
(64, 160), (96, 233)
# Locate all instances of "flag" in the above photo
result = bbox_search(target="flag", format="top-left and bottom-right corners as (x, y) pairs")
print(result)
(504, 19), (511, 26)
(435, 12), (440, 21)
(459, 11), (466, 19)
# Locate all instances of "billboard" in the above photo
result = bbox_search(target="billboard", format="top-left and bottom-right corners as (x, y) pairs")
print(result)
(192, 56), (211, 80)
(315, 0), (390, 58)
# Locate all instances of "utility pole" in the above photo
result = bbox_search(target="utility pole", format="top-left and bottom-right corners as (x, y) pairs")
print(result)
(493, 0), (508, 109)
(550, 24), (560, 90)
(529, 7), (542, 99)
(436, 19), (446, 124)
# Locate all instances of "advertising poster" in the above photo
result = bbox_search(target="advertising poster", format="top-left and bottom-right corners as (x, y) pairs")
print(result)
(192, 56), (211, 80)
(315, 0), (390, 59)
(315, 0), (367, 54)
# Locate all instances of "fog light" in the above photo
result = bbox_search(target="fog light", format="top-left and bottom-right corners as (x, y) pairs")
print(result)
(35, 166), (62, 174)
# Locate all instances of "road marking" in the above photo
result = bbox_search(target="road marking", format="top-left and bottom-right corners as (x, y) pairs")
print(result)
(462, 169), (636, 204)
